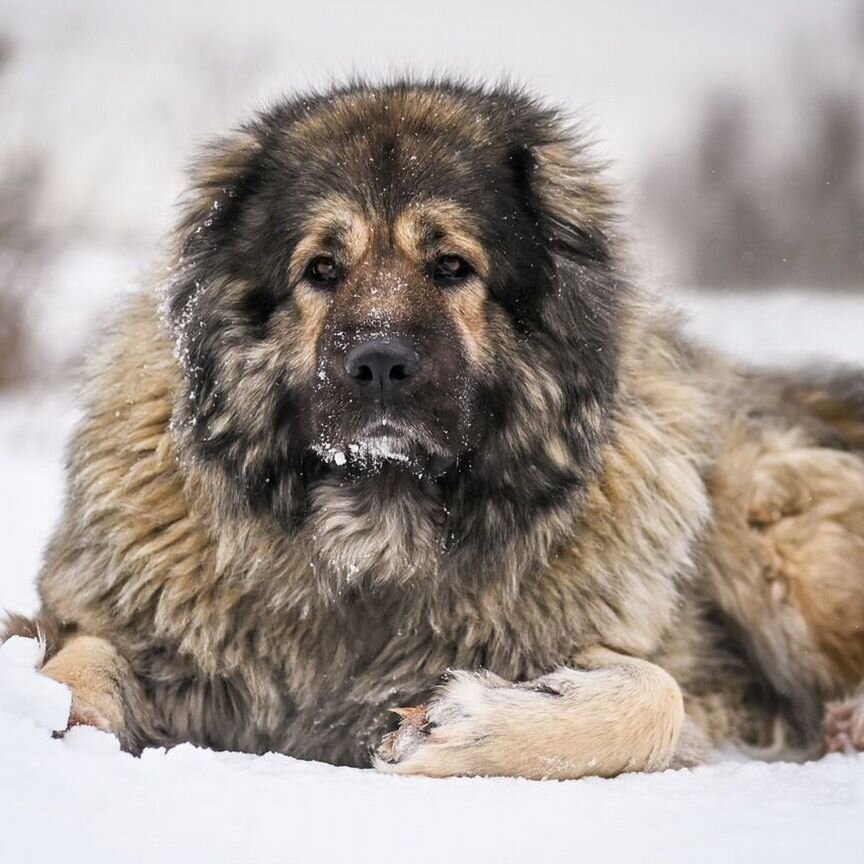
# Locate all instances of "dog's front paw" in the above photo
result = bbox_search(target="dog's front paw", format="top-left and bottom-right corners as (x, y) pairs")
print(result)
(66, 694), (114, 733)
(374, 670), (515, 778)
(374, 668), (620, 780)
(375, 657), (684, 780)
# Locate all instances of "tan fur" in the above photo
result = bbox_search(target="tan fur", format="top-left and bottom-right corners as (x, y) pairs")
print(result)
(289, 285), (332, 378)
(288, 196), (372, 283)
(393, 202), (491, 279)
(708, 426), (864, 699)
(443, 280), (489, 366)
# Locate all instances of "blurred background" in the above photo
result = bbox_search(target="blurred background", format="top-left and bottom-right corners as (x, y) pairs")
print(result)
(0, 0), (862, 387)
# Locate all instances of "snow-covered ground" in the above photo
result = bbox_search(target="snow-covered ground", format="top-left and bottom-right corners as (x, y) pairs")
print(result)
(1, 280), (863, 862)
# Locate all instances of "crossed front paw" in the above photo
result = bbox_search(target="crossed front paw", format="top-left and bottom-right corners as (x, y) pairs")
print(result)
(375, 660), (684, 780)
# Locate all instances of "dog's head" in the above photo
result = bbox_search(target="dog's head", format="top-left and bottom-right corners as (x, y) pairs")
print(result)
(166, 81), (626, 528)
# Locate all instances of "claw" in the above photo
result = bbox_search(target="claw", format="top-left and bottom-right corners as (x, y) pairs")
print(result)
(390, 706), (429, 730)
(378, 705), (433, 765)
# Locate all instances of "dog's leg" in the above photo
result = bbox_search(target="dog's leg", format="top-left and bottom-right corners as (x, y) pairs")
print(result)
(40, 634), (133, 737)
(745, 447), (864, 712)
(704, 439), (864, 744)
(3, 613), (148, 747)
(375, 647), (685, 780)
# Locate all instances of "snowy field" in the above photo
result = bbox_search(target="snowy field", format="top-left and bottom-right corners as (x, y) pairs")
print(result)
(1, 281), (863, 862)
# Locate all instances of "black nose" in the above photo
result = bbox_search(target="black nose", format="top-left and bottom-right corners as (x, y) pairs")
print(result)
(344, 338), (419, 403)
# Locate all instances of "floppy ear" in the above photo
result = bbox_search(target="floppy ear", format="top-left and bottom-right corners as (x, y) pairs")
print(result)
(176, 128), (264, 244)
(166, 128), (265, 324)
(513, 138), (615, 264)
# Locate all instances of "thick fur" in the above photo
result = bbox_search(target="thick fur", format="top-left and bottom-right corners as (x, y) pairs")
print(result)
(5, 80), (864, 777)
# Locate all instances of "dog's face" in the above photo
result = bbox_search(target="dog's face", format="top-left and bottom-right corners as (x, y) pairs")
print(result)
(167, 83), (624, 527)
(290, 188), (495, 473)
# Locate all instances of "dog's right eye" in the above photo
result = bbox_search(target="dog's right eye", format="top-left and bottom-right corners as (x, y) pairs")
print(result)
(306, 256), (340, 287)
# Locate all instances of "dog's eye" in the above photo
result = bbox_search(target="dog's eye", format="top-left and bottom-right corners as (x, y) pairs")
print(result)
(306, 256), (339, 287)
(433, 254), (474, 285)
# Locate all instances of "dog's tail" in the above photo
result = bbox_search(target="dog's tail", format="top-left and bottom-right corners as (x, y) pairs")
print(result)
(1, 611), (63, 665)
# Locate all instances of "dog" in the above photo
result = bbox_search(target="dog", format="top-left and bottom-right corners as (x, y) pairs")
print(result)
(5, 79), (864, 778)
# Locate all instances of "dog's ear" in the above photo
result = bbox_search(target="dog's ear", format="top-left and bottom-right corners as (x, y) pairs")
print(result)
(167, 127), (265, 325)
(176, 128), (264, 247)
(510, 138), (614, 265)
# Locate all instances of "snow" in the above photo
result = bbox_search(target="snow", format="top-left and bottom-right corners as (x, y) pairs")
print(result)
(673, 289), (864, 367)
(314, 437), (414, 470)
(1, 283), (863, 862)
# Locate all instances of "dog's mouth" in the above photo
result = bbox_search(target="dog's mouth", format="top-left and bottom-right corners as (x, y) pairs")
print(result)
(311, 420), (455, 477)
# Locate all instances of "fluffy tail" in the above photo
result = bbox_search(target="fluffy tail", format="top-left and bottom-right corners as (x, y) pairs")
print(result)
(1, 611), (63, 664)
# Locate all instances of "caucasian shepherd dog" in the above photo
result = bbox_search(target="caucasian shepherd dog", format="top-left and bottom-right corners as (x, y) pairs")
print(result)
(6, 80), (864, 778)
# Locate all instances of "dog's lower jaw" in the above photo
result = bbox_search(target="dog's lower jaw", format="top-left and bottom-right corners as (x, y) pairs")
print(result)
(375, 647), (687, 780)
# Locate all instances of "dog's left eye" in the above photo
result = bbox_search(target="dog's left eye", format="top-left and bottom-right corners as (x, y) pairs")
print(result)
(433, 255), (474, 284)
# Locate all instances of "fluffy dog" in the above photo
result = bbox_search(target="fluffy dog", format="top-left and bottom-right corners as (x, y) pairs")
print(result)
(5, 80), (864, 778)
